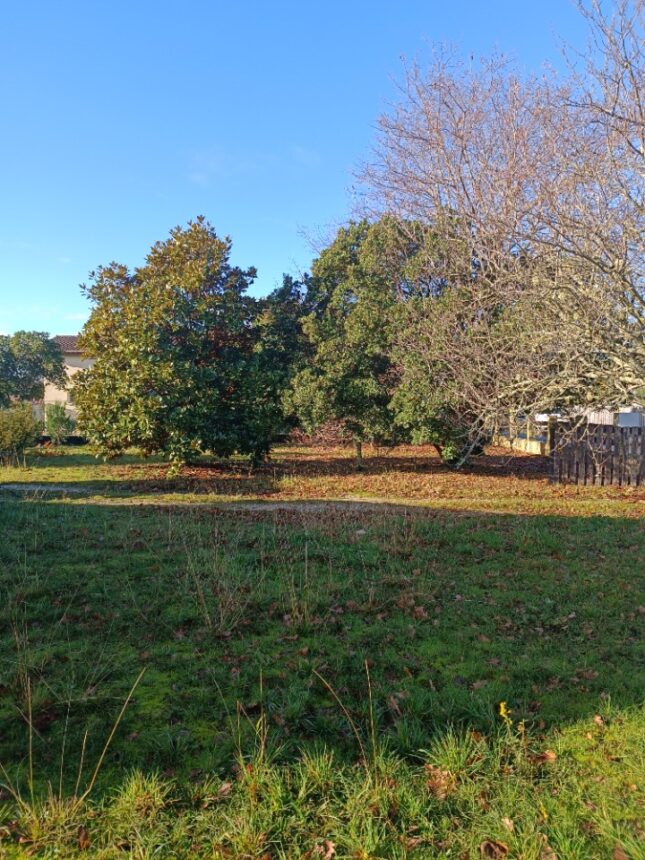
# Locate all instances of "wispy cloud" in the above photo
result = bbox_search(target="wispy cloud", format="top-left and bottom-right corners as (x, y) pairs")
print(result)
(290, 145), (322, 169)
(186, 146), (277, 186)
(187, 171), (210, 187)
(1, 303), (89, 335)
(0, 239), (35, 251)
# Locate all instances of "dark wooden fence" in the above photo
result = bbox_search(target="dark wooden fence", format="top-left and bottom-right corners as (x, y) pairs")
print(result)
(552, 423), (645, 486)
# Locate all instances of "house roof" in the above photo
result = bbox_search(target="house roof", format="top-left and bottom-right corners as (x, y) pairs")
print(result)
(53, 335), (82, 353)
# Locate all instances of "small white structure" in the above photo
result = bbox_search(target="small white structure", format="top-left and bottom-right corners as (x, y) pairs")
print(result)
(41, 335), (94, 418)
(576, 406), (645, 428)
(616, 409), (645, 428)
(494, 405), (645, 455)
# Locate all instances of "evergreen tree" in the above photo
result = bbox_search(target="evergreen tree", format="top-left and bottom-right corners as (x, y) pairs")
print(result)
(74, 217), (280, 466)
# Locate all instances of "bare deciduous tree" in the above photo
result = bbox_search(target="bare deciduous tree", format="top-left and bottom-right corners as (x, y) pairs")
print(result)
(360, 0), (644, 457)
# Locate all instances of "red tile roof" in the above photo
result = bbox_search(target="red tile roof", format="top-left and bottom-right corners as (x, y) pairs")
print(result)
(53, 335), (81, 353)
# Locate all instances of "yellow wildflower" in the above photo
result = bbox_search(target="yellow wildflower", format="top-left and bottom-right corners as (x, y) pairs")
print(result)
(499, 701), (513, 727)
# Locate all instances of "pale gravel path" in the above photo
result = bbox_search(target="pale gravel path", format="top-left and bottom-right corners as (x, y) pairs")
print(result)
(0, 483), (88, 493)
(3, 484), (637, 518)
(0, 484), (424, 511)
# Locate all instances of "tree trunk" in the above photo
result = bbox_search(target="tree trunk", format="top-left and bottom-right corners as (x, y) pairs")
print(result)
(354, 438), (364, 470)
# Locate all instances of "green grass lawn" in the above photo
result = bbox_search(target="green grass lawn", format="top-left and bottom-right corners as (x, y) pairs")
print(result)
(0, 447), (643, 858)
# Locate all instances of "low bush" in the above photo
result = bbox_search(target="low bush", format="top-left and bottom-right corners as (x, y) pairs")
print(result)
(0, 403), (41, 465)
(45, 402), (75, 445)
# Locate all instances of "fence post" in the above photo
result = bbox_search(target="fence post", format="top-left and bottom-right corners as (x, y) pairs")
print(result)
(552, 422), (645, 487)
(548, 417), (557, 482)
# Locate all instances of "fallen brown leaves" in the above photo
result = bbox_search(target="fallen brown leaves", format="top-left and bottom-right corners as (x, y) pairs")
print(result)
(77, 825), (91, 851)
(312, 840), (335, 859)
(425, 765), (457, 801)
(102, 441), (645, 516)
(480, 839), (509, 858)
(533, 749), (558, 765)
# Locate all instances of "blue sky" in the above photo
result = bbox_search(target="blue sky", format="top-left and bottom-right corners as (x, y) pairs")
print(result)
(0, 0), (586, 335)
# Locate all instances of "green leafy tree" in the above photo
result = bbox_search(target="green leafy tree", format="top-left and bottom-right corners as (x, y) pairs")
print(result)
(74, 217), (280, 467)
(45, 402), (75, 444)
(388, 227), (490, 464)
(288, 219), (423, 465)
(254, 274), (313, 434)
(0, 404), (42, 465)
(390, 230), (570, 465)
(288, 216), (499, 467)
(390, 291), (483, 464)
(0, 332), (66, 406)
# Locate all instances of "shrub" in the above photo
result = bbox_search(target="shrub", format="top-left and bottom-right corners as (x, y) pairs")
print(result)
(0, 403), (41, 465)
(45, 402), (75, 445)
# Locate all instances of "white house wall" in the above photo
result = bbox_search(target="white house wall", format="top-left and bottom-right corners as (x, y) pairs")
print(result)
(42, 352), (94, 417)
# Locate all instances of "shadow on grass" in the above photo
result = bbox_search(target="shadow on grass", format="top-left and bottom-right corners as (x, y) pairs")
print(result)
(23, 449), (168, 469)
(270, 449), (551, 479)
(180, 447), (552, 485)
(0, 444), (558, 506)
(0, 494), (643, 798)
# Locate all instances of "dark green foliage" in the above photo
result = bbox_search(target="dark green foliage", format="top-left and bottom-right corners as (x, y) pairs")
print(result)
(287, 217), (477, 463)
(390, 289), (478, 465)
(391, 375), (467, 463)
(383, 224), (497, 465)
(44, 402), (75, 444)
(254, 275), (313, 434)
(0, 332), (66, 406)
(0, 403), (41, 464)
(74, 217), (283, 466)
(256, 275), (312, 369)
(288, 219), (413, 458)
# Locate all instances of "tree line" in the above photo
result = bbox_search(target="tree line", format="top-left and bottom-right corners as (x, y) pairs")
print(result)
(2, 1), (643, 469)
